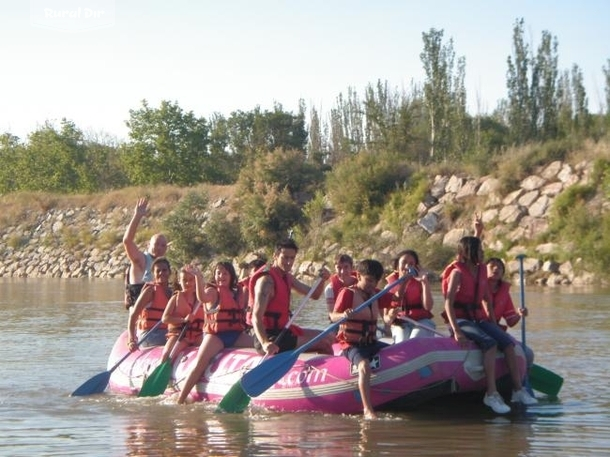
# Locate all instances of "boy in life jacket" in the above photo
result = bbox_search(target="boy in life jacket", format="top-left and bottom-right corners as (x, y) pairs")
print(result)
(123, 197), (168, 309)
(442, 236), (537, 415)
(127, 257), (173, 349)
(247, 239), (333, 356)
(324, 253), (358, 316)
(330, 259), (392, 420)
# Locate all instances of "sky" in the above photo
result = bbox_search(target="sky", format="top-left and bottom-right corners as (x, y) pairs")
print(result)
(1, 0), (609, 142)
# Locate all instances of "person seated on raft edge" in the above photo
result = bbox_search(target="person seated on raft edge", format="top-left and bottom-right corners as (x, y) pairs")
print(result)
(329, 259), (394, 420)
(383, 249), (435, 342)
(159, 264), (206, 365)
(474, 213), (534, 367)
(127, 257), (173, 350)
(441, 236), (538, 415)
(486, 257), (534, 367)
(177, 261), (254, 404)
(247, 238), (334, 357)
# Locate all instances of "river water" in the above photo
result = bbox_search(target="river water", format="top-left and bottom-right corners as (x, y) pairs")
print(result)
(1, 277), (609, 456)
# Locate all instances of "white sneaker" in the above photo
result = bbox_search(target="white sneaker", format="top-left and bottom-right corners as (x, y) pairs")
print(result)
(483, 392), (511, 414)
(511, 388), (538, 405)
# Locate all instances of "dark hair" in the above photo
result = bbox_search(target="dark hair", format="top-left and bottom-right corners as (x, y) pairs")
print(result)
(392, 249), (420, 270)
(457, 236), (482, 264)
(356, 259), (384, 281)
(334, 253), (354, 266)
(152, 257), (171, 271)
(214, 261), (239, 290)
(249, 258), (266, 270)
(275, 238), (299, 253)
(486, 257), (506, 275)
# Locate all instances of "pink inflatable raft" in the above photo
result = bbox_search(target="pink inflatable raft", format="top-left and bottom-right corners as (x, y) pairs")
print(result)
(107, 330), (529, 414)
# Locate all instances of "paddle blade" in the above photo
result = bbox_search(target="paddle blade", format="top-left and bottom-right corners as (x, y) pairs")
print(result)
(71, 371), (111, 397)
(530, 363), (564, 398)
(240, 351), (298, 398)
(137, 361), (173, 397)
(216, 382), (252, 413)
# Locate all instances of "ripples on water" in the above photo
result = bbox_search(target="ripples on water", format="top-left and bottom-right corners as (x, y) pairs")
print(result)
(1, 279), (609, 456)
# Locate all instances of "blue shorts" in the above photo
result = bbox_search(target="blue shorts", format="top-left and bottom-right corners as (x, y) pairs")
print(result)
(216, 330), (242, 348)
(454, 319), (514, 352)
(342, 341), (389, 365)
(137, 327), (167, 348)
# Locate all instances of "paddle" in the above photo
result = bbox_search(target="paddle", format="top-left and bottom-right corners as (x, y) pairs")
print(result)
(71, 319), (163, 397)
(516, 254), (564, 398)
(239, 274), (407, 399)
(217, 276), (324, 413)
(516, 254), (535, 396)
(138, 303), (201, 397)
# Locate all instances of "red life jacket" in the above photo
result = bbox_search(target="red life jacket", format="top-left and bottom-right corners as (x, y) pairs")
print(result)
(386, 271), (433, 320)
(137, 283), (171, 330)
(204, 284), (245, 334)
(441, 261), (487, 321)
(329, 272), (357, 298)
(245, 265), (292, 331)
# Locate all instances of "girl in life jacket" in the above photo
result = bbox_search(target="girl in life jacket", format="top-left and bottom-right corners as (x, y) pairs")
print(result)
(177, 261), (253, 404)
(384, 249), (435, 343)
(159, 265), (206, 364)
(127, 257), (173, 350)
(443, 236), (537, 414)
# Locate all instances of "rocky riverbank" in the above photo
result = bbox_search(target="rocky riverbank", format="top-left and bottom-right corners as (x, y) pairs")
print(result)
(0, 157), (605, 286)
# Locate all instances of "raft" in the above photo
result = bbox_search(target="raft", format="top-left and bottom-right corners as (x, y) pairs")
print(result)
(107, 330), (529, 414)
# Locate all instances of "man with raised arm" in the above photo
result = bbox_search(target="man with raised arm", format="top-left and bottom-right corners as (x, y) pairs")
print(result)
(123, 197), (168, 309)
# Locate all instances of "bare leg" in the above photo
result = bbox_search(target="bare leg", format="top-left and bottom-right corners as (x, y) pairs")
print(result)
(503, 344), (523, 391)
(169, 340), (189, 364)
(177, 334), (224, 404)
(357, 360), (376, 419)
(161, 335), (178, 362)
(484, 346), (498, 395)
(233, 332), (254, 348)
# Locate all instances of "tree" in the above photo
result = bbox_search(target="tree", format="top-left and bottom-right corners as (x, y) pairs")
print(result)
(122, 100), (210, 186)
(17, 120), (101, 193)
(506, 18), (532, 144)
(420, 28), (468, 161)
(602, 59), (610, 129)
(534, 31), (559, 140)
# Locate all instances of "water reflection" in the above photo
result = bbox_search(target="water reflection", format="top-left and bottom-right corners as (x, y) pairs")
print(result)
(2, 278), (610, 456)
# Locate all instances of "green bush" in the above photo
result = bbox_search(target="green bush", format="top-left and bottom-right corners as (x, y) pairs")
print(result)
(326, 151), (412, 216)
(161, 191), (209, 265)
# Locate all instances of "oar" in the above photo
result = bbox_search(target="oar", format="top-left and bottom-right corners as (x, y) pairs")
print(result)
(516, 254), (535, 396)
(138, 303), (202, 397)
(217, 276), (324, 413)
(516, 255), (564, 398)
(239, 274), (407, 400)
(71, 320), (163, 397)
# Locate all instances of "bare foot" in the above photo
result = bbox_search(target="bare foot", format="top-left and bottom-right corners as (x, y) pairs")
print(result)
(363, 410), (377, 420)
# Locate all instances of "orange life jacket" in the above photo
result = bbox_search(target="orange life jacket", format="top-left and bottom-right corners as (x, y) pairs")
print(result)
(204, 284), (245, 334)
(337, 288), (378, 346)
(137, 283), (171, 330)
(329, 272), (357, 298)
(441, 261), (487, 321)
(245, 265), (292, 331)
